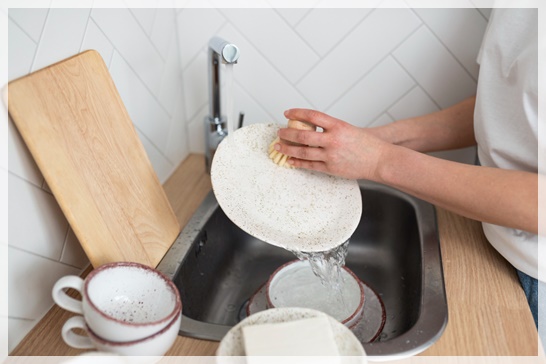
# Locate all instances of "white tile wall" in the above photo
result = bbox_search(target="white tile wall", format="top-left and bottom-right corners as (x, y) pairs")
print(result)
(299, 8), (422, 110)
(7, 19), (36, 81)
(392, 25), (478, 109)
(220, 9), (320, 82)
(180, 7), (487, 158)
(32, 8), (91, 71)
(7, 6), (490, 353)
(7, 7), (188, 352)
(8, 173), (68, 260)
(295, 8), (373, 57)
(8, 8), (48, 43)
(7, 116), (43, 188)
(413, 8), (486, 80)
(328, 56), (416, 127)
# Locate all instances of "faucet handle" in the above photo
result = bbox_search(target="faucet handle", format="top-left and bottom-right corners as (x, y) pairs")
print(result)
(223, 44), (240, 64)
(209, 36), (240, 64)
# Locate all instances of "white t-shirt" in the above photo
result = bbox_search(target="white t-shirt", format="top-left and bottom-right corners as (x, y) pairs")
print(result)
(474, 8), (543, 280)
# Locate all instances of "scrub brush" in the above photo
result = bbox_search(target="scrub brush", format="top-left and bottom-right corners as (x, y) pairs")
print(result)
(268, 119), (316, 167)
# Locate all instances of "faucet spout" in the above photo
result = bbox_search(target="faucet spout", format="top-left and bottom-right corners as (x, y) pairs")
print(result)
(205, 36), (240, 173)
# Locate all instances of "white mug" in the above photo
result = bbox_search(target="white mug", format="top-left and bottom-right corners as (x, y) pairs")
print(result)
(62, 314), (181, 356)
(52, 262), (182, 342)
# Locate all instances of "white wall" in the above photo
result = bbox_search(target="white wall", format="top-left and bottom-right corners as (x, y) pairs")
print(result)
(177, 7), (490, 162)
(7, 6), (490, 352)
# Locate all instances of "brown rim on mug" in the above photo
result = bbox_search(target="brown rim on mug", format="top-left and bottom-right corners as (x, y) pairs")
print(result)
(83, 261), (182, 328)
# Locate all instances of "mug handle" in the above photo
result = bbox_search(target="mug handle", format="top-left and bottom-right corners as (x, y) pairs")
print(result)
(62, 316), (95, 349)
(52, 275), (84, 314)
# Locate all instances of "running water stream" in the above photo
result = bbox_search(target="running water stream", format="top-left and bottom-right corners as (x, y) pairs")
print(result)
(290, 240), (351, 308)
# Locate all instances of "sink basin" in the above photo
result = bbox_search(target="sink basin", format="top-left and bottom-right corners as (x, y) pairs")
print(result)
(157, 180), (448, 357)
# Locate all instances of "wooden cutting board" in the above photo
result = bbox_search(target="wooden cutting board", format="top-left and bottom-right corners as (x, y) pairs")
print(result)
(8, 50), (180, 268)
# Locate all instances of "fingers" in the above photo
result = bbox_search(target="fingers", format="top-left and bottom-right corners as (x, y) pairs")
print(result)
(278, 128), (325, 147)
(273, 142), (325, 162)
(288, 158), (329, 174)
(283, 108), (339, 130)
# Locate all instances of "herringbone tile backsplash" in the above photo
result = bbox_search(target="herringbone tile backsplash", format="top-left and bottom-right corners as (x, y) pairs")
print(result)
(178, 7), (489, 164)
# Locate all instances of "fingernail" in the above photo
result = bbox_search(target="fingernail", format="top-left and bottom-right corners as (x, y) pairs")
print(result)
(274, 144), (281, 151)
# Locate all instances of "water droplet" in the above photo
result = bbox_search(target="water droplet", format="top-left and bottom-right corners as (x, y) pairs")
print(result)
(226, 304), (236, 312)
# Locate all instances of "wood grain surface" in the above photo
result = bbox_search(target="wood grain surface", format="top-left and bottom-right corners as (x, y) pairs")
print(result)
(9, 155), (541, 358)
(7, 50), (180, 268)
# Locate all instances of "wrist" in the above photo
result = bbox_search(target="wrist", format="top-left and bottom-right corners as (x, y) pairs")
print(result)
(373, 142), (409, 187)
(370, 118), (418, 147)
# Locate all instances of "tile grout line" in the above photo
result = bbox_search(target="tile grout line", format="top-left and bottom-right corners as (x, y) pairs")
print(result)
(217, 8), (320, 109)
(8, 170), (50, 196)
(176, 4), (229, 73)
(179, 13), (228, 123)
(108, 47), (174, 121)
(380, 83), (421, 121)
(390, 50), (443, 111)
(469, 1), (491, 22)
(7, 316), (35, 322)
(57, 224), (71, 263)
(8, 243), (86, 271)
(169, 15), (192, 162)
(179, 18), (228, 72)
(368, 112), (394, 128)
(323, 21), (424, 114)
(7, 15), (39, 48)
(28, 7), (50, 75)
(8, 171), (71, 265)
(77, 9), (93, 54)
(289, 7), (314, 28)
(385, 110), (397, 121)
(408, 7), (480, 83)
(90, 11), (174, 117)
(240, 15), (324, 109)
(234, 80), (279, 122)
(346, 64), (419, 126)
(272, 7), (322, 60)
(294, 7), (377, 86)
(128, 7), (167, 63)
(132, 123), (175, 170)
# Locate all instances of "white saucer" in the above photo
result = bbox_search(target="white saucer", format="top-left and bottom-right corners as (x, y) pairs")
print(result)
(217, 307), (366, 359)
(244, 279), (385, 343)
(211, 123), (362, 252)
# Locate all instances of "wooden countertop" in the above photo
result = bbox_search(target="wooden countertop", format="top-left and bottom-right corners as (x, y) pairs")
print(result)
(10, 154), (541, 358)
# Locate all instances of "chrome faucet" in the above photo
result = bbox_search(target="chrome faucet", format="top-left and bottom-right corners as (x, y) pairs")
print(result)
(205, 36), (240, 173)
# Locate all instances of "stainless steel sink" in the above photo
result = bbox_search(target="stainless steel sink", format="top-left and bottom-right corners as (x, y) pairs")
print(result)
(157, 180), (448, 358)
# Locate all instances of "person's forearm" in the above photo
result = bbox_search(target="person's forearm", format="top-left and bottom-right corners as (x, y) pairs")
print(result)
(376, 144), (538, 234)
(370, 96), (477, 152)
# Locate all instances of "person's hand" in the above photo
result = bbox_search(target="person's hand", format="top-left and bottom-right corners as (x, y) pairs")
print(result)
(276, 109), (390, 180)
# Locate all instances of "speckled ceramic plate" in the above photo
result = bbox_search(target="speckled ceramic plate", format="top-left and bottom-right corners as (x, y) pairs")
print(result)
(211, 123), (362, 252)
(217, 307), (367, 359)
(243, 279), (386, 344)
